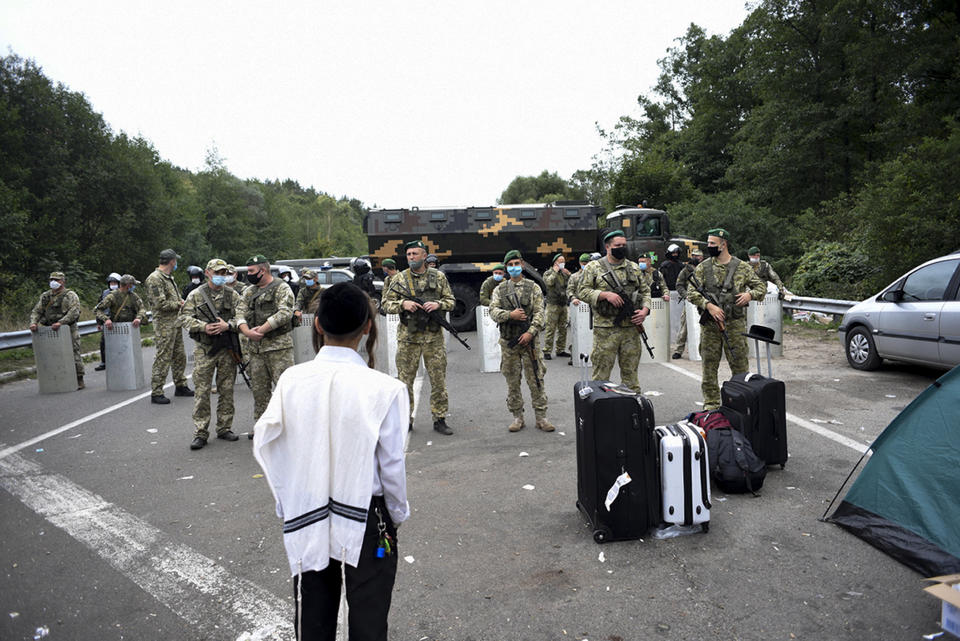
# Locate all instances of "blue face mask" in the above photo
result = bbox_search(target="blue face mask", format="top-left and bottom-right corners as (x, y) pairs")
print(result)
(493, 273), (504, 282)
(211, 275), (227, 287)
(172, 263), (178, 272)
(130, 285), (136, 292)
(638, 262), (648, 270)
(507, 265), (523, 278)
(304, 279), (315, 287)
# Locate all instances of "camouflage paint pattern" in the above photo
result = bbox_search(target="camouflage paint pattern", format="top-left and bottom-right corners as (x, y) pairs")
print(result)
(499, 341), (547, 419)
(699, 318), (749, 410)
(542, 303), (568, 354)
(150, 315), (188, 395)
(751, 259), (786, 292)
(94, 290), (148, 324)
(191, 344), (237, 439)
(395, 333), (447, 420)
(249, 348), (294, 420)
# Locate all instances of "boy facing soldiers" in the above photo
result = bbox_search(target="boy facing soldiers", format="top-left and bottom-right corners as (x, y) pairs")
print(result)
(687, 229), (767, 409)
(180, 259), (243, 450)
(576, 230), (651, 393)
(541, 253), (571, 360)
(380, 240), (456, 435)
(489, 250), (555, 433)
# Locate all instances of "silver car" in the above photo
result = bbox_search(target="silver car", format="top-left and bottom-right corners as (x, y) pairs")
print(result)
(839, 251), (960, 370)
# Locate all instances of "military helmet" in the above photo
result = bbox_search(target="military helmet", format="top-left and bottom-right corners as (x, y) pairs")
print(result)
(107, 272), (122, 283)
(426, 254), (438, 264)
(186, 265), (203, 277)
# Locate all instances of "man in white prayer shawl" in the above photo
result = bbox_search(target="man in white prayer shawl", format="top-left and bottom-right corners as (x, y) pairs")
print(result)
(254, 282), (410, 641)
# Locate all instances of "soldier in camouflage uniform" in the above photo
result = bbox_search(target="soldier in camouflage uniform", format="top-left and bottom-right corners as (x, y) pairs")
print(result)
(226, 264), (247, 294)
(688, 230), (767, 409)
(489, 250), (555, 432)
(638, 253), (670, 301)
(577, 230), (652, 393)
(672, 247), (703, 359)
(180, 259), (243, 450)
(381, 259), (399, 296)
(30, 271), (85, 390)
(478, 264), (506, 306)
(145, 249), (193, 404)
(294, 269), (324, 318)
(238, 255), (295, 438)
(94, 274), (147, 329)
(564, 253), (593, 365)
(542, 253), (571, 360)
(381, 240), (456, 435)
(747, 246), (791, 298)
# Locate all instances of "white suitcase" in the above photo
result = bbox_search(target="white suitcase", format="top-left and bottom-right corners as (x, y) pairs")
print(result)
(655, 422), (711, 531)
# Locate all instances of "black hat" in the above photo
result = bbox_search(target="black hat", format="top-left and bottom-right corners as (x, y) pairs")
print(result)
(318, 282), (370, 336)
(159, 248), (180, 262)
(743, 324), (780, 345)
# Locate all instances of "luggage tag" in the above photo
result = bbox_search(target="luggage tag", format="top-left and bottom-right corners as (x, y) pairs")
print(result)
(604, 471), (632, 511)
(375, 507), (394, 558)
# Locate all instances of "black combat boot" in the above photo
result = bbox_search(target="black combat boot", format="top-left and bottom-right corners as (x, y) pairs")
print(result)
(433, 418), (453, 435)
(190, 437), (206, 450)
(151, 395), (170, 405)
(175, 385), (195, 397)
(217, 430), (239, 441)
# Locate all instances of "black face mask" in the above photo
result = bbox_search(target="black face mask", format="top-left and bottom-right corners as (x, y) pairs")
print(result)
(610, 246), (627, 260)
(247, 271), (263, 285)
(706, 246), (721, 258)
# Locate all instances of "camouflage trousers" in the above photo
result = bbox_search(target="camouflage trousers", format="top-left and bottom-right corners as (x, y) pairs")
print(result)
(151, 315), (187, 395)
(396, 332), (447, 420)
(69, 324), (83, 377)
(542, 303), (568, 354)
(675, 303), (688, 354)
(250, 347), (294, 420)
(590, 326), (643, 393)
(699, 318), (749, 410)
(191, 344), (237, 439)
(500, 340), (547, 418)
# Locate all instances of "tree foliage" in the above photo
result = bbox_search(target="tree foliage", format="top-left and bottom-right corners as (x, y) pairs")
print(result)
(497, 170), (587, 204)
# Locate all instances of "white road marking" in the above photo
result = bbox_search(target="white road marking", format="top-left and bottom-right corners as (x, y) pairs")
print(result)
(0, 450), (292, 640)
(0, 377), (188, 462)
(657, 362), (869, 454)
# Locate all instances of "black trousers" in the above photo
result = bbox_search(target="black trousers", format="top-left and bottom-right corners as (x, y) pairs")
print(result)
(294, 497), (399, 641)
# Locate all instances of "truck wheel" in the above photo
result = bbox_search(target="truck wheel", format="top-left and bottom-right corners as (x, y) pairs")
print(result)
(450, 283), (478, 332)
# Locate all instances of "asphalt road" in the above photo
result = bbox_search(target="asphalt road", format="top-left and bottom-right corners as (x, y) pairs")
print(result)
(0, 331), (949, 641)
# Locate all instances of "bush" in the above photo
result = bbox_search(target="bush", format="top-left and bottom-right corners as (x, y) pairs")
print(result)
(791, 241), (878, 300)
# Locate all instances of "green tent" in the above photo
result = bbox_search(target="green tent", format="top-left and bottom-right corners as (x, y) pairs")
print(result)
(828, 365), (960, 576)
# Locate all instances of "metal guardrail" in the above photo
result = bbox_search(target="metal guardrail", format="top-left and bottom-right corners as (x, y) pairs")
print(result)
(0, 314), (155, 351)
(782, 296), (859, 317)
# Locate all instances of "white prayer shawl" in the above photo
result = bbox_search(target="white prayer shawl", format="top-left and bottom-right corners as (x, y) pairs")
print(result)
(253, 346), (408, 575)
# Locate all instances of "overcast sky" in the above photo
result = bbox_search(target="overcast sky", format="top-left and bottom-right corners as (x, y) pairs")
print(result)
(1, 1), (751, 209)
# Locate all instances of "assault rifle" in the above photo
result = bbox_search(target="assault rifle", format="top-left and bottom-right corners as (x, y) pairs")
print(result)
(686, 274), (737, 362)
(505, 291), (542, 390)
(196, 293), (252, 390)
(390, 281), (470, 350)
(600, 271), (655, 359)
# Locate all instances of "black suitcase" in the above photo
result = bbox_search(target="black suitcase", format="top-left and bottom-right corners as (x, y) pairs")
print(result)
(721, 372), (788, 468)
(574, 376), (659, 543)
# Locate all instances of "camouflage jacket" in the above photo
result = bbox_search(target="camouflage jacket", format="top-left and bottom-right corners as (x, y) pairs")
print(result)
(30, 289), (81, 326)
(180, 284), (242, 345)
(675, 263), (696, 300)
(295, 285), (324, 314)
(94, 290), (147, 324)
(479, 275), (502, 306)
(542, 268), (571, 305)
(687, 257), (767, 321)
(641, 268), (668, 298)
(751, 260), (785, 291)
(381, 268), (455, 341)
(577, 258), (652, 328)
(567, 270), (587, 303)
(237, 278), (295, 353)
(489, 278), (545, 343)
(144, 269), (182, 318)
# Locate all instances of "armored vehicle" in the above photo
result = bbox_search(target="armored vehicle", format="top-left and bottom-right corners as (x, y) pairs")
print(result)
(365, 203), (698, 331)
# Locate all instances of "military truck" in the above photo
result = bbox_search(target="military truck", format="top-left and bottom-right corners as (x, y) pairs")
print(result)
(364, 203), (700, 331)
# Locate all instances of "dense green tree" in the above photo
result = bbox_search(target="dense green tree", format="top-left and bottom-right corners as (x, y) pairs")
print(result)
(497, 170), (586, 205)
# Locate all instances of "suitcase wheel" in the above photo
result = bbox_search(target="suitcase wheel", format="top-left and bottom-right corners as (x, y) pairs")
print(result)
(702, 522), (709, 533)
(780, 463), (785, 470)
(593, 528), (609, 544)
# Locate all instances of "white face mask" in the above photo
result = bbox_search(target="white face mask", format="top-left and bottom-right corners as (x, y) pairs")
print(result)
(556, 262), (565, 270)
(109, 283), (119, 290)
(49, 280), (61, 290)
(191, 277), (200, 284)
(226, 275), (236, 284)
(750, 257), (760, 264)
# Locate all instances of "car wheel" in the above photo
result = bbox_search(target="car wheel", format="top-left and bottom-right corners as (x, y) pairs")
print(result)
(846, 326), (882, 371)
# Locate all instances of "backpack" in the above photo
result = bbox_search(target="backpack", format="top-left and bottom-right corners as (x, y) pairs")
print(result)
(687, 409), (734, 432)
(705, 428), (767, 495)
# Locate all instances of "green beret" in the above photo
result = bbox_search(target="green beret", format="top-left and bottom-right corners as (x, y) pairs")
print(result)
(603, 230), (625, 243)
(381, 258), (397, 268)
(492, 263), (505, 272)
(579, 253), (591, 262)
(552, 253), (564, 264)
(246, 254), (269, 266)
(747, 246), (760, 255)
(405, 240), (426, 250)
(504, 249), (522, 263)
(707, 228), (730, 241)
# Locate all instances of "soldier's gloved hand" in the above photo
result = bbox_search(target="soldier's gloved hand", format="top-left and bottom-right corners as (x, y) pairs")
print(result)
(105, 320), (113, 330)
(735, 292), (752, 306)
